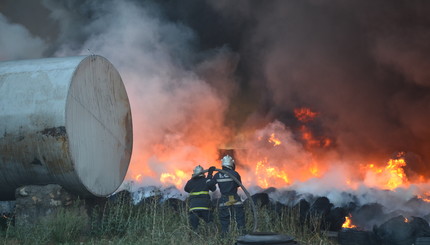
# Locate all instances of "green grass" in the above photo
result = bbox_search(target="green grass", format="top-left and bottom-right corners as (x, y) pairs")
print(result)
(2, 204), (88, 245)
(0, 194), (338, 245)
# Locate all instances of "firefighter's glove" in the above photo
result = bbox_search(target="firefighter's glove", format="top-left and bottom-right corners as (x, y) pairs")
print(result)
(207, 166), (216, 178)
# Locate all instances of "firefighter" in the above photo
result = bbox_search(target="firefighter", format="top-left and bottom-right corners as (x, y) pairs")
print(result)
(208, 155), (245, 234)
(184, 165), (216, 230)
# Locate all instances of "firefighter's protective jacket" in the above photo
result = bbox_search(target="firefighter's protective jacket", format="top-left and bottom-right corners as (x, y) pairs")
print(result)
(208, 168), (243, 206)
(184, 176), (216, 211)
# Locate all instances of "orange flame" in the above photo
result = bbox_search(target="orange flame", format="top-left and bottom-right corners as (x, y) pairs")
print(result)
(385, 158), (408, 189)
(342, 214), (357, 229)
(294, 107), (319, 122)
(256, 158), (290, 188)
(298, 125), (332, 149)
(268, 133), (282, 146)
(309, 164), (319, 176)
(160, 170), (188, 187)
(417, 192), (430, 202)
(364, 152), (409, 190)
(300, 126), (322, 148)
(135, 174), (142, 181)
(126, 103), (430, 198)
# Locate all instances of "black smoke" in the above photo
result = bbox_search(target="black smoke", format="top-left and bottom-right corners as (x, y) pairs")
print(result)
(203, 1), (430, 177)
(129, 1), (430, 177)
(2, 0), (430, 180)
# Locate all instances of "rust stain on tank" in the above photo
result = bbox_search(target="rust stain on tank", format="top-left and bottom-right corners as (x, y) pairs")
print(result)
(0, 127), (73, 175)
(39, 126), (66, 137)
(123, 112), (132, 148)
(35, 126), (73, 174)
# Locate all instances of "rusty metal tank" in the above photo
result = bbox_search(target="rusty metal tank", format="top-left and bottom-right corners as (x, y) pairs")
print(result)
(0, 55), (133, 200)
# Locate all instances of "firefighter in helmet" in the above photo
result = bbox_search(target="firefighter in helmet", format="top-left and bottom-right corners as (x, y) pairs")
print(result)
(184, 165), (216, 230)
(208, 155), (245, 234)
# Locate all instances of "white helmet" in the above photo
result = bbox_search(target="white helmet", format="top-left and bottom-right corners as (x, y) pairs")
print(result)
(192, 165), (204, 177)
(221, 155), (235, 169)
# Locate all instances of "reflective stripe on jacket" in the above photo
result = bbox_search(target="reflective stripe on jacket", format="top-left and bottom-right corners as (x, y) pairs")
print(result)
(184, 176), (216, 211)
(190, 191), (209, 196)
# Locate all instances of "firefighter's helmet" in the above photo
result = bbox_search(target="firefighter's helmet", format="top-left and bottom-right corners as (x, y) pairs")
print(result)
(192, 165), (204, 177)
(221, 155), (235, 169)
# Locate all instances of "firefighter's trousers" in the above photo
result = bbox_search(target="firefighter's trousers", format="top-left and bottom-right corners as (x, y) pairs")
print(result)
(189, 209), (213, 230)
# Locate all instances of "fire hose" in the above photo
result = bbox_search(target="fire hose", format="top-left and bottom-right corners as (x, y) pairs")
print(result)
(200, 168), (258, 233)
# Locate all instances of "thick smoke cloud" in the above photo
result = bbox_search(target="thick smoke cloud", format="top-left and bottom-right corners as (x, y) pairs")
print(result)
(57, 0), (237, 185)
(0, 0), (237, 188)
(0, 13), (47, 60)
(2, 1), (430, 208)
(205, 1), (430, 178)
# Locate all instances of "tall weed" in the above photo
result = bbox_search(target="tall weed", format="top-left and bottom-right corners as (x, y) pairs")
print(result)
(1, 193), (338, 245)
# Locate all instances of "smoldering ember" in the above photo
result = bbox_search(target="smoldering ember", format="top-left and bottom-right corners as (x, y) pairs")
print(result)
(2, 0), (430, 244)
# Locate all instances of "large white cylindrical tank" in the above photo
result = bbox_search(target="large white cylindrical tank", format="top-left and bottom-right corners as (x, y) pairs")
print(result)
(0, 55), (133, 199)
